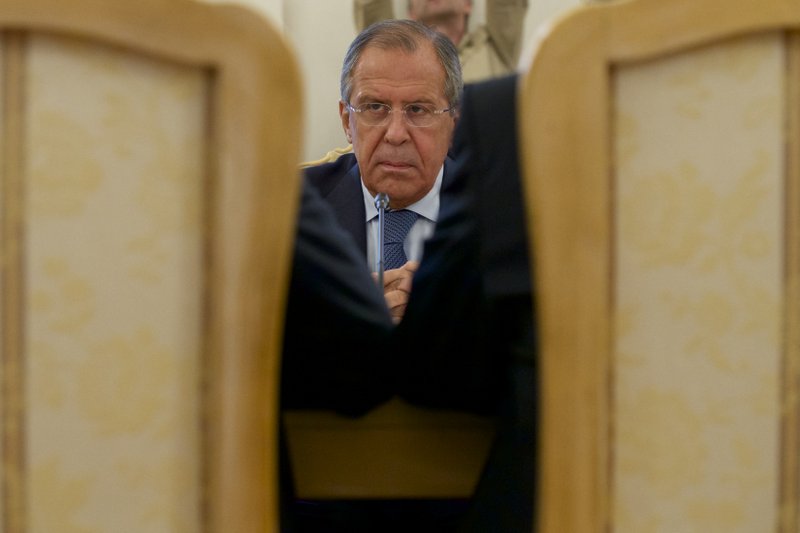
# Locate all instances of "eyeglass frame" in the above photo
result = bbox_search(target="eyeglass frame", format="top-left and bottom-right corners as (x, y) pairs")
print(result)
(344, 101), (455, 128)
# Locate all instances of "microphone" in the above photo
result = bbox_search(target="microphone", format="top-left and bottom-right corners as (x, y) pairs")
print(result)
(375, 192), (389, 287)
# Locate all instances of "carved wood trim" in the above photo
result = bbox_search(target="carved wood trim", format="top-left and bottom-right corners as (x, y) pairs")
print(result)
(1, 30), (27, 533)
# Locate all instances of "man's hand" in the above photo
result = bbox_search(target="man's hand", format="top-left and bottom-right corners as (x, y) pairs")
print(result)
(373, 261), (419, 323)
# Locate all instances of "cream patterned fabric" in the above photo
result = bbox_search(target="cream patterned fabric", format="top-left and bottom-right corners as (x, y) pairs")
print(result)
(613, 32), (783, 532)
(24, 35), (205, 532)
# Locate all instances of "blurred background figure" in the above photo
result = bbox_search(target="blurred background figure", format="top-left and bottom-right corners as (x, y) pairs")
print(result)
(353, 0), (528, 82)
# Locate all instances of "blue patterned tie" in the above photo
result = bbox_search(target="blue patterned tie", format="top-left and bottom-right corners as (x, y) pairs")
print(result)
(383, 209), (418, 269)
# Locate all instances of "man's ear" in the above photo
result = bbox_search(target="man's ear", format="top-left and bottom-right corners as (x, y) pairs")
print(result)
(339, 100), (353, 143)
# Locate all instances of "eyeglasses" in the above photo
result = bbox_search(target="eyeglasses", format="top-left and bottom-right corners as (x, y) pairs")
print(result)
(345, 102), (454, 128)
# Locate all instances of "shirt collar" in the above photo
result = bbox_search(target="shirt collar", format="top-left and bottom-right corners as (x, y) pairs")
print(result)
(362, 164), (444, 222)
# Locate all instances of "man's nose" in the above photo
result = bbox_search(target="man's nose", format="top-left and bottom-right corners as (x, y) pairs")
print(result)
(383, 109), (410, 144)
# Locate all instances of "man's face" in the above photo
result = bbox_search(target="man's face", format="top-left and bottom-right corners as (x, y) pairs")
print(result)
(340, 43), (456, 209)
(408, 0), (471, 19)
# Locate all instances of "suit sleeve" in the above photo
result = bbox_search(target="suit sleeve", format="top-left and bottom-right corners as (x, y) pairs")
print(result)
(281, 179), (394, 416)
(396, 75), (537, 532)
(392, 84), (502, 414)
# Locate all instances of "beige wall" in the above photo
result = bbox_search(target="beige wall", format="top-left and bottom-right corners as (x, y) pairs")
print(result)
(208, 0), (581, 161)
(285, 0), (358, 162)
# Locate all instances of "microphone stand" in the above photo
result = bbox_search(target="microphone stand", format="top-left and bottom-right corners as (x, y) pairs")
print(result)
(375, 192), (389, 287)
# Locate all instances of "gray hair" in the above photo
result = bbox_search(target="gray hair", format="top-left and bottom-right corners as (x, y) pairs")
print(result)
(340, 19), (462, 109)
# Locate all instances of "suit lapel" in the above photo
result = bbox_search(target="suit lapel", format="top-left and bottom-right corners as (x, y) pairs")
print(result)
(441, 156), (456, 193)
(323, 162), (368, 258)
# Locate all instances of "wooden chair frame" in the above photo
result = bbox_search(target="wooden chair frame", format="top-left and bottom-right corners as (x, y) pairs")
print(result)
(0, 1), (302, 531)
(519, 0), (800, 530)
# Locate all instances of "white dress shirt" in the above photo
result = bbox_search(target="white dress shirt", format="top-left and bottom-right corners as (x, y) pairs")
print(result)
(362, 166), (443, 273)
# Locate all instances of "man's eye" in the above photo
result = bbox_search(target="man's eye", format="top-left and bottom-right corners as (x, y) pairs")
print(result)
(406, 104), (432, 115)
(363, 103), (387, 113)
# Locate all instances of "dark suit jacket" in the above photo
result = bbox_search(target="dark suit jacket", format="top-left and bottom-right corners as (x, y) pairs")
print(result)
(304, 152), (456, 258)
(280, 180), (397, 531)
(281, 179), (394, 416)
(303, 153), (368, 256)
(397, 74), (536, 532)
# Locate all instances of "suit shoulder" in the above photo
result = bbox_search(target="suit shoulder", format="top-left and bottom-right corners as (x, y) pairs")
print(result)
(304, 153), (358, 197)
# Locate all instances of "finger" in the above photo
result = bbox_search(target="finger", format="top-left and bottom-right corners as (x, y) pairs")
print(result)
(388, 301), (407, 324)
(384, 289), (409, 309)
(384, 273), (415, 294)
(393, 273), (414, 294)
(381, 267), (406, 285)
(382, 269), (413, 292)
(402, 260), (420, 272)
(390, 307), (406, 324)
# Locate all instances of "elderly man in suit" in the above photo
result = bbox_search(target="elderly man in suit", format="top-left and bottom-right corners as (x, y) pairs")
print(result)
(304, 19), (462, 322)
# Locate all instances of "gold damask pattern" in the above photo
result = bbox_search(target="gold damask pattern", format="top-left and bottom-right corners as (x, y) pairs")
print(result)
(613, 32), (783, 532)
(24, 35), (205, 532)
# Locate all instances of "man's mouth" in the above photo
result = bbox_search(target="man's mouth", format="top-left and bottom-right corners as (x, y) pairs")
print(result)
(379, 161), (413, 169)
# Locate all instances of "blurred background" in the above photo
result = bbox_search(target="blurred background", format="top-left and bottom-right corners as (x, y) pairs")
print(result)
(203, 0), (583, 161)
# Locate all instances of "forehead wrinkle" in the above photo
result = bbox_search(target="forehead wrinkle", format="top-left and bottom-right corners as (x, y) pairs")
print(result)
(351, 45), (446, 102)
(351, 75), (446, 106)
(352, 87), (440, 107)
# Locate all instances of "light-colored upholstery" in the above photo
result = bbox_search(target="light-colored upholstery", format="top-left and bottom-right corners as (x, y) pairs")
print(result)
(519, 0), (800, 531)
(0, 1), (302, 531)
